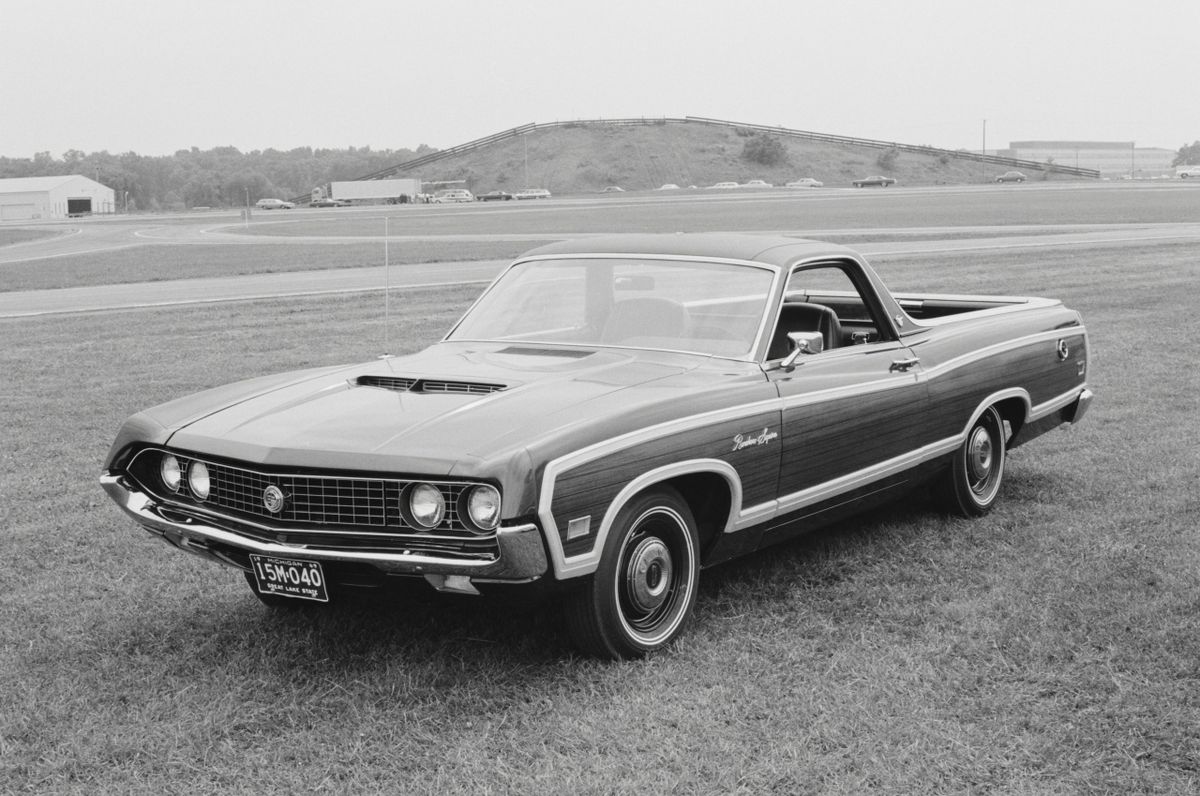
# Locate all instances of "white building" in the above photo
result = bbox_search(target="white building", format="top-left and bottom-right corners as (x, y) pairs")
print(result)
(999, 142), (1176, 178)
(0, 175), (116, 220)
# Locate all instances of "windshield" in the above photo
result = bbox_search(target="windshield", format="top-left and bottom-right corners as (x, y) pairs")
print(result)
(447, 257), (777, 357)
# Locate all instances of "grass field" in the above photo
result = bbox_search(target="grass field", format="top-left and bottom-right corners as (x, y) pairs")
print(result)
(2, 233), (1197, 793)
(0, 240), (544, 293)
(0, 228), (62, 248)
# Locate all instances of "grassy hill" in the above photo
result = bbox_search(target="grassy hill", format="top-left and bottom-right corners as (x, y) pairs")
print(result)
(389, 120), (1068, 195)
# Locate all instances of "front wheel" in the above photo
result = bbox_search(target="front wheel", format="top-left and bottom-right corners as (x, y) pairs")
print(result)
(935, 405), (1007, 516)
(564, 488), (700, 659)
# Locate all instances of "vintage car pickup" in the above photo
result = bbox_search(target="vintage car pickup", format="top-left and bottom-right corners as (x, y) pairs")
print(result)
(101, 234), (1092, 659)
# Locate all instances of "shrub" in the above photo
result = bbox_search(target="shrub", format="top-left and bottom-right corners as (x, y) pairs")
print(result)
(876, 147), (899, 171)
(742, 134), (788, 166)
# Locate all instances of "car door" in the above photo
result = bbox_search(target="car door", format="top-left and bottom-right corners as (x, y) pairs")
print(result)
(770, 341), (927, 503)
(764, 262), (933, 520)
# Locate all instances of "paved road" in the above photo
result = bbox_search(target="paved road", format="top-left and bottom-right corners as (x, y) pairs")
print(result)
(6, 223), (1200, 318)
(4, 183), (1199, 318)
(0, 259), (510, 317)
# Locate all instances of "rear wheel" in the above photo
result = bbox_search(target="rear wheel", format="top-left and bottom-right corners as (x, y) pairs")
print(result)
(935, 405), (1007, 516)
(565, 488), (700, 659)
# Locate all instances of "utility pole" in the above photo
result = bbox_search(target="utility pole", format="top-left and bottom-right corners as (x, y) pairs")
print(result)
(981, 119), (987, 183)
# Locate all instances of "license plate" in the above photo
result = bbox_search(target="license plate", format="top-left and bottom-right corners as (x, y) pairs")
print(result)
(249, 555), (329, 602)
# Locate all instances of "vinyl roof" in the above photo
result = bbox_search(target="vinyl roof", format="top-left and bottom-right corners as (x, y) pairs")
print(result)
(520, 233), (856, 268)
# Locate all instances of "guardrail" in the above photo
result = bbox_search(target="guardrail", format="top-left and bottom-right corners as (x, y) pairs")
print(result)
(681, 116), (1100, 177)
(293, 115), (1098, 201)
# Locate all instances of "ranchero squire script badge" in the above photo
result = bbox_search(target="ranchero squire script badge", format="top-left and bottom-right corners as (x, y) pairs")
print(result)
(263, 485), (286, 514)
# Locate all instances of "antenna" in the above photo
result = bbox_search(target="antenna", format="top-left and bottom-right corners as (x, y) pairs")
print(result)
(383, 216), (391, 357)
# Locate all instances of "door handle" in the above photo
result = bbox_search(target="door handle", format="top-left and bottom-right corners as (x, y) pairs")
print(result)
(890, 357), (920, 372)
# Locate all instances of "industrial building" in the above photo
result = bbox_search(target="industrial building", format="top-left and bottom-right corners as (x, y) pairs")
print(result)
(998, 142), (1176, 178)
(0, 175), (115, 220)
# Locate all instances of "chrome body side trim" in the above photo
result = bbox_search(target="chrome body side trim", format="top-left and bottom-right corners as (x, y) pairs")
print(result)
(542, 460), (742, 580)
(1029, 383), (1089, 422)
(915, 327), (1088, 382)
(739, 436), (962, 528)
(537, 383), (1089, 580)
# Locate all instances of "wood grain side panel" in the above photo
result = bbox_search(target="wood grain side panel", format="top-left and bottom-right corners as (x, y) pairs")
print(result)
(924, 333), (1086, 440)
(777, 387), (929, 492)
(550, 411), (780, 557)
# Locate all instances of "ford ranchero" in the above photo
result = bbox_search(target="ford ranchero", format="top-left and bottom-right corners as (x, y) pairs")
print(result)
(101, 234), (1092, 659)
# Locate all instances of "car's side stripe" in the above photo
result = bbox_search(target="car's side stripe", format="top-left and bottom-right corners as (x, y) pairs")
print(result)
(536, 345), (1088, 580)
(916, 326), (1088, 382)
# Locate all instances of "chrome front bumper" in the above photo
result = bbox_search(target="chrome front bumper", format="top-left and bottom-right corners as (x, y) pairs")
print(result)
(100, 473), (549, 583)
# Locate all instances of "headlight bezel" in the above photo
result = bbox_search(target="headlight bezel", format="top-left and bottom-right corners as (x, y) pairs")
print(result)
(187, 460), (211, 501)
(160, 454), (182, 493)
(405, 482), (446, 530)
(462, 484), (502, 533)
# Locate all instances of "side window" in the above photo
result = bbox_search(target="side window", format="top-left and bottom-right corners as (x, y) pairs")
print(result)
(767, 263), (888, 358)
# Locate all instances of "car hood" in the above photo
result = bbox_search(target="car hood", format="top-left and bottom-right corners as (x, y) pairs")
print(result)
(159, 342), (764, 476)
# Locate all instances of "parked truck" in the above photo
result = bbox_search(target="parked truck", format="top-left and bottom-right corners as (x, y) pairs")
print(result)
(330, 179), (422, 205)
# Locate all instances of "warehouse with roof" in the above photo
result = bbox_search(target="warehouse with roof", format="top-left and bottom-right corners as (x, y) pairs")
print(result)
(0, 175), (115, 220)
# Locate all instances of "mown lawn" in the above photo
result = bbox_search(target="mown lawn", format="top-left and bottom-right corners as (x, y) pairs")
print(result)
(0, 240), (545, 293)
(0, 227), (63, 248)
(1, 243), (1196, 793)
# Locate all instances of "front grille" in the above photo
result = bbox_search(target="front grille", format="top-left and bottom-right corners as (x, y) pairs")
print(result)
(127, 448), (497, 558)
(207, 464), (406, 527)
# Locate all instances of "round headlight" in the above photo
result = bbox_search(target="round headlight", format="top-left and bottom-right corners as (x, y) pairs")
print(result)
(160, 454), (182, 492)
(464, 485), (501, 532)
(408, 483), (445, 529)
(188, 461), (211, 500)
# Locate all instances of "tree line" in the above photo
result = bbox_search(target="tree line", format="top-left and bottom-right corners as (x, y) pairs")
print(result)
(1173, 141), (1200, 166)
(0, 144), (434, 211)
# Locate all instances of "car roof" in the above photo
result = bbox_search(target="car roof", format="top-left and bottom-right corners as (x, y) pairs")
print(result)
(519, 233), (858, 268)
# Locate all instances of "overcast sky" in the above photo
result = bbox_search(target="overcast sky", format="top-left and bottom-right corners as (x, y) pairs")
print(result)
(3, 0), (1196, 159)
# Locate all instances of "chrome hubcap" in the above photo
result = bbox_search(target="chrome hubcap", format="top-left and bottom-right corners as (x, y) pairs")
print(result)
(967, 426), (994, 483)
(625, 537), (673, 614)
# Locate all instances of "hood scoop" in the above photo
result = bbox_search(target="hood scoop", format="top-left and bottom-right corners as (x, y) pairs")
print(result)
(496, 346), (594, 359)
(356, 375), (508, 395)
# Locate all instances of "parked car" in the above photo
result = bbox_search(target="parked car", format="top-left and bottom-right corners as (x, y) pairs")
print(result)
(852, 176), (896, 187)
(309, 197), (347, 208)
(601, 186), (625, 193)
(432, 189), (475, 203)
(478, 191), (514, 201)
(707, 181), (740, 189)
(995, 171), (1027, 183)
(101, 233), (1092, 659)
(656, 184), (681, 190)
(513, 188), (552, 200)
(1177, 166), (1200, 178)
(255, 198), (294, 210)
(785, 178), (824, 188)
(742, 180), (772, 188)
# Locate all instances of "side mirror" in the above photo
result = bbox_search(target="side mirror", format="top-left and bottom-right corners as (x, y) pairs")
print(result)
(777, 331), (823, 371)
